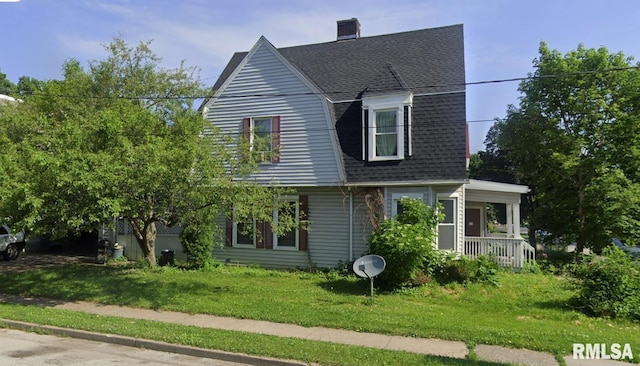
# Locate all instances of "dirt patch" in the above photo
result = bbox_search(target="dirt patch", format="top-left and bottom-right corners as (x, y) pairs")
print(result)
(0, 253), (94, 274)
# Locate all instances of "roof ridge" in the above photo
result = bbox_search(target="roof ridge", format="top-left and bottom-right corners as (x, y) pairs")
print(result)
(277, 23), (463, 51)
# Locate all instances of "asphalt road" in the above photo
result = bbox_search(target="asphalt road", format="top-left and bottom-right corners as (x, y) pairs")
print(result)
(0, 328), (251, 366)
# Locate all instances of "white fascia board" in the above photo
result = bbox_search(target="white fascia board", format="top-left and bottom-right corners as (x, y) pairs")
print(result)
(344, 179), (466, 187)
(466, 179), (530, 194)
(362, 91), (413, 107)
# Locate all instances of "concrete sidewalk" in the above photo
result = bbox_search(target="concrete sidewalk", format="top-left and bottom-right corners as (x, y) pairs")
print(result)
(0, 294), (631, 365)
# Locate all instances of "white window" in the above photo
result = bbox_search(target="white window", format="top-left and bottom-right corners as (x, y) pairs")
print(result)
(437, 197), (457, 251)
(391, 193), (424, 217)
(227, 195), (308, 251)
(363, 93), (412, 162)
(374, 109), (399, 158)
(233, 219), (255, 247)
(273, 196), (299, 250)
(252, 117), (272, 155)
(242, 116), (281, 163)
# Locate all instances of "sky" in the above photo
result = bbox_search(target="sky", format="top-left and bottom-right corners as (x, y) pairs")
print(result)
(2, 0), (640, 152)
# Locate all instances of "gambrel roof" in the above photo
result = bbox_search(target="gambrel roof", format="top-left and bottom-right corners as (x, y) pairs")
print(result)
(212, 24), (465, 101)
(208, 24), (467, 184)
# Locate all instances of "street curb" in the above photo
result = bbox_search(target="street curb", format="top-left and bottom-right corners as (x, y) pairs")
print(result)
(0, 319), (306, 366)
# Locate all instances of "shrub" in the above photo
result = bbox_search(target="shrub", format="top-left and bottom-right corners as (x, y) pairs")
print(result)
(572, 246), (640, 321)
(368, 198), (441, 289)
(535, 249), (576, 275)
(438, 255), (500, 286)
(179, 221), (215, 269)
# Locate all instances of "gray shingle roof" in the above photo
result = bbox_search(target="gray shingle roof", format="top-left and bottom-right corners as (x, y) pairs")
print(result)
(211, 24), (465, 101)
(278, 24), (465, 100)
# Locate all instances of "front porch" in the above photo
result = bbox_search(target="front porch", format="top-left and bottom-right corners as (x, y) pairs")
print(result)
(464, 236), (535, 269)
(463, 180), (534, 269)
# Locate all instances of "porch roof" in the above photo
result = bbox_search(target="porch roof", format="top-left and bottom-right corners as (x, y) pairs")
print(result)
(466, 179), (529, 194)
(465, 179), (529, 204)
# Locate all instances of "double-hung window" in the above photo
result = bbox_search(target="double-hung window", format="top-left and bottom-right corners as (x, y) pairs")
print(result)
(243, 116), (281, 163)
(274, 197), (299, 249)
(226, 195), (308, 251)
(362, 92), (412, 162)
(437, 197), (457, 251)
(374, 109), (399, 158)
(233, 219), (255, 247)
(391, 193), (424, 217)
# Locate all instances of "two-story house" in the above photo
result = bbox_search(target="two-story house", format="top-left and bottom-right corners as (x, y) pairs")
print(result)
(119, 19), (533, 268)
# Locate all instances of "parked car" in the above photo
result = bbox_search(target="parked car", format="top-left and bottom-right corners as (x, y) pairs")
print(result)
(0, 223), (26, 260)
(611, 238), (640, 258)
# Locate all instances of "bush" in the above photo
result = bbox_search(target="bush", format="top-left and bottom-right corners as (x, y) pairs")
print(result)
(368, 198), (441, 289)
(572, 246), (640, 321)
(179, 221), (215, 269)
(535, 249), (576, 275)
(439, 255), (500, 286)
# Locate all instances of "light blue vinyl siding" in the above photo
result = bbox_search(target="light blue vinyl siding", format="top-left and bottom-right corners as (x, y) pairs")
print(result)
(213, 188), (369, 268)
(206, 40), (343, 186)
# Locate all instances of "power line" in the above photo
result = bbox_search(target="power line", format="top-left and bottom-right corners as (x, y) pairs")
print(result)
(2, 65), (638, 101)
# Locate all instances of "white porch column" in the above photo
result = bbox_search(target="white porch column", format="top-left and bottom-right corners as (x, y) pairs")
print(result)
(513, 202), (522, 239)
(506, 203), (514, 238)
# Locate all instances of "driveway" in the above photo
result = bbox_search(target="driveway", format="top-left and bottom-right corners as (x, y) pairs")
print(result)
(0, 252), (93, 274)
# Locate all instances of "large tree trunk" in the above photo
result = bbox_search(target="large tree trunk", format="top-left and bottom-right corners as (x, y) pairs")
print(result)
(575, 176), (586, 261)
(131, 219), (158, 266)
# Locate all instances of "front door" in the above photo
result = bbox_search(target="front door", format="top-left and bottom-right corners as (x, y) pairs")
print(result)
(465, 208), (481, 237)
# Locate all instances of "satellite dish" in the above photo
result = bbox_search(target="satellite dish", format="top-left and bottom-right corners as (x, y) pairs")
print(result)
(353, 254), (386, 278)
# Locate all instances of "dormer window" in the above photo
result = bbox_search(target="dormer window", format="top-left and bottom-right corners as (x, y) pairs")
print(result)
(362, 92), (412, 162)
(373, 108), (400, 159)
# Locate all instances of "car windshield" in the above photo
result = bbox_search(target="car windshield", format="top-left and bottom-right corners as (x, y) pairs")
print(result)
(611, 238), (626, 247)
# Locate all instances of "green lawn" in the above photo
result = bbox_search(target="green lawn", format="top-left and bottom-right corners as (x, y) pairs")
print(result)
(1, 263), (639, 363)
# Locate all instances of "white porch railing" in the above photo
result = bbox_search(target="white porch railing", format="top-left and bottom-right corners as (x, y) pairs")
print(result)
(464, 237), (535, 269)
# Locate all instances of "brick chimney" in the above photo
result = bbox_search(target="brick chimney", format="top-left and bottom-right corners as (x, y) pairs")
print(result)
(337, 18), (360, 40)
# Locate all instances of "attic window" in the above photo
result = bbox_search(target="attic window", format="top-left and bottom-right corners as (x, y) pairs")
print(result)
(243, 116), (281, 163)
(362, 92), (412, 162)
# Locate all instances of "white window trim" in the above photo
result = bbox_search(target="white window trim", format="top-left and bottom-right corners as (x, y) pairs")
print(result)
(391, 193), (424, 217)
(367, 105), (404, 161)
(273, 196), (299, 250)
(436, 194), (458, 252)
(233, 218), (256, 248)
(363, 92), (412, 162)
(249, 116), (273, 163)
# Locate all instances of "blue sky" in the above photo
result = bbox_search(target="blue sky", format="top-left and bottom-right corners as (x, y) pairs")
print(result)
(2, 0), (639, 152)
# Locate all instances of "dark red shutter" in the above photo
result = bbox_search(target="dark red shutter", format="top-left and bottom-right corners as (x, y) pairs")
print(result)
(225, 216), (233, 247)
(242, 118), (251, 140)
(271, 116), (281, 163)
(363, 109), (368, 161)
(264, 222), (273, 249)
(299, 195), (308, 251)
(256, 222), (265, 249)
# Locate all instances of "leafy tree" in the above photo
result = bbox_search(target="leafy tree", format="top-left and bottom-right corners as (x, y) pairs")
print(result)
(492, 42), (640, 254)
(16, 76), (43, 96)
(0, 38), (292, 266)
(0, 69), (15, 95)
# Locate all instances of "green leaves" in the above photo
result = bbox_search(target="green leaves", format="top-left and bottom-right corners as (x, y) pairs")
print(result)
(368, 198), (440, 289)
(493, 42), (640, 250)
(0, 37), (276, 265)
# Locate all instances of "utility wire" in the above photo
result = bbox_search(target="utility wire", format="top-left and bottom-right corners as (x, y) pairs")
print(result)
(1, 65), (638, 101)
(1, 65), (634, 136)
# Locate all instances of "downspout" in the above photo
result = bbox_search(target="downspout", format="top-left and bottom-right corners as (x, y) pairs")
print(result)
(349, 189), (354, 262)
(383, 187), (388, 220)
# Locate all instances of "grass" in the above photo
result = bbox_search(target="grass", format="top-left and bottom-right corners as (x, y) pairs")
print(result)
(1, 263), (639, 363)
(0, 303), (502, 366)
